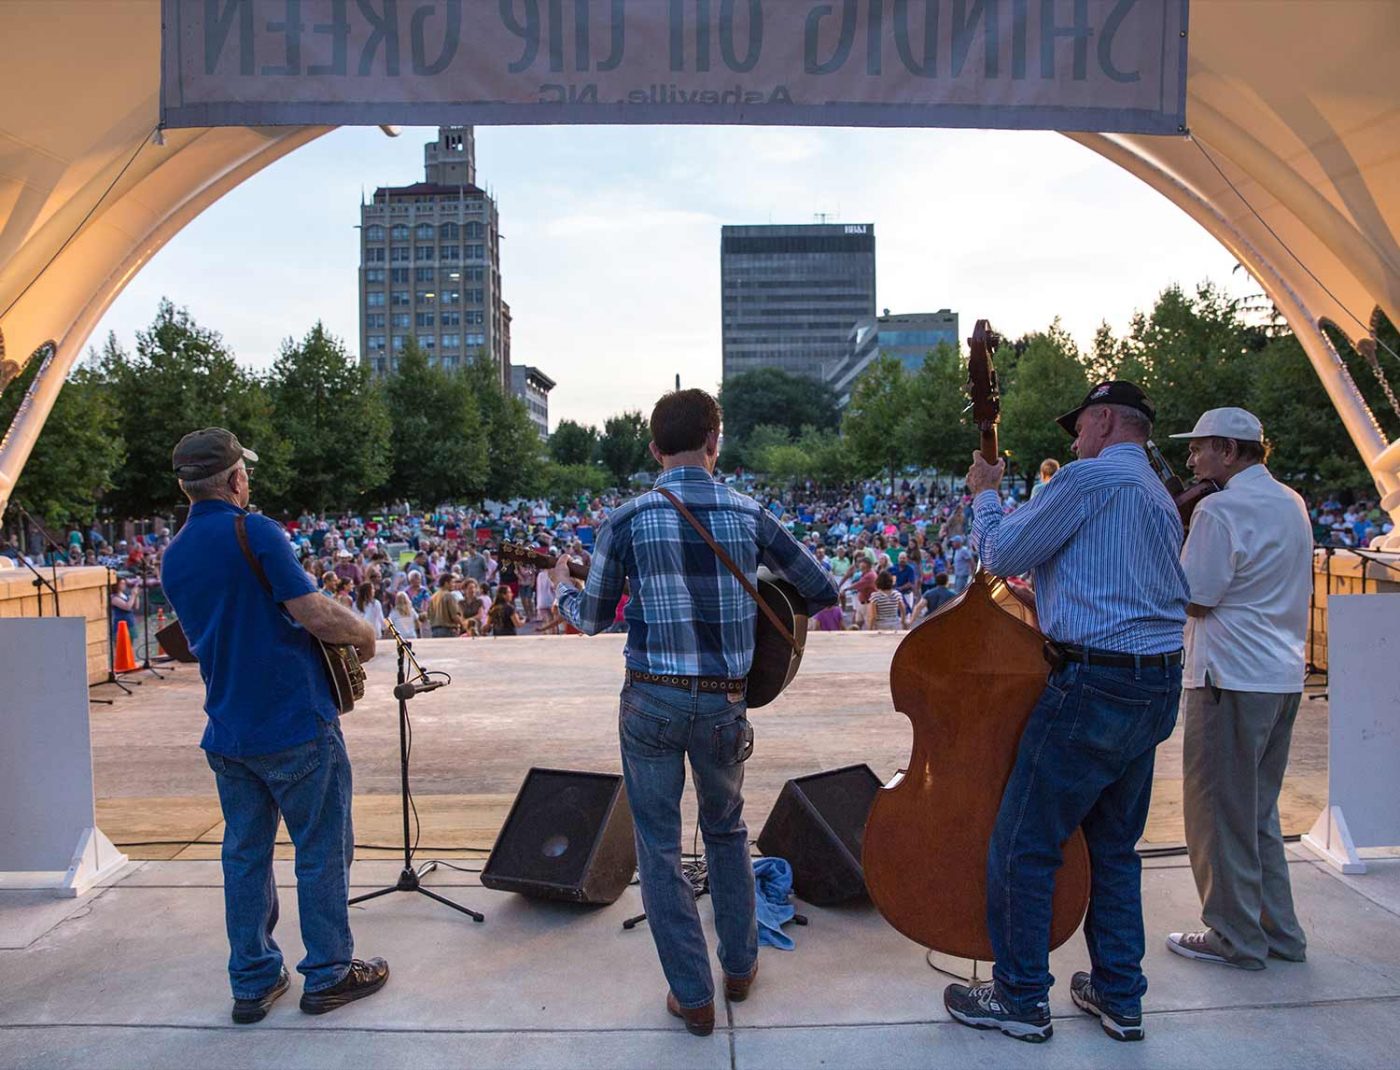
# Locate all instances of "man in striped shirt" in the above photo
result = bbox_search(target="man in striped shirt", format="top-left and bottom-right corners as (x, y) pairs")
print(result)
(550, 389), (837, 1037)
(943, 381), (1187, 1045)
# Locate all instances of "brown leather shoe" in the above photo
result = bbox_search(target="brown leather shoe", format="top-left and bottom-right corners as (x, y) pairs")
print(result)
(666, 991), (715, 1036)
(724, 962), (758, 1002)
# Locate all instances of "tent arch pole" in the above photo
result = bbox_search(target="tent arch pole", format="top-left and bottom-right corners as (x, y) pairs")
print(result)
(0, 128), (328, 521)
(1074, 132), (1400, 548)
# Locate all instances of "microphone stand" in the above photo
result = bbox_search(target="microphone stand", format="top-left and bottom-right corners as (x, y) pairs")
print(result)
(348, 620), (484, 922)
(90, 567), (137, 703)
(131, 552), (169, 679)
(10, 505), (132, 703)
(12, 504), (62, 616)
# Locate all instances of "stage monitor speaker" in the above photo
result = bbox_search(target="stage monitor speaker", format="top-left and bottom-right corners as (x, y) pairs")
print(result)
(756, 764), (882, 906)
(481, 768), (636, 905)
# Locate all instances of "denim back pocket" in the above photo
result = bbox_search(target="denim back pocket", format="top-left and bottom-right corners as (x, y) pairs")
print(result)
(1068, 677), (1155, 758)
(246, 737), (323, 784)
(712, 715), (755, 766)
(619, 693), (676, 757)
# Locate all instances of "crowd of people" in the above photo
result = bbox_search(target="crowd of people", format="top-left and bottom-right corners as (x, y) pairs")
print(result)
(0, 472), (1391, 649)
(1309, 496), (1392, 548)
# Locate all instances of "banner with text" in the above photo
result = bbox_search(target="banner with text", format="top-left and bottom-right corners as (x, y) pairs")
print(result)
(161, 1), (1188, 135)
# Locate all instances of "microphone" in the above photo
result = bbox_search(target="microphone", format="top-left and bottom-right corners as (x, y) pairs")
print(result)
(392, 678), (446, 701)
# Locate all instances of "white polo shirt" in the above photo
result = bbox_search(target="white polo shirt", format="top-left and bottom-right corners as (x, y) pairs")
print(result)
(1181, 464), (1313, 693)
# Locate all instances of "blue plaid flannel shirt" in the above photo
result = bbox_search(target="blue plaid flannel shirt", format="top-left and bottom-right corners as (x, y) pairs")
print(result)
(556, 467), (839, 678)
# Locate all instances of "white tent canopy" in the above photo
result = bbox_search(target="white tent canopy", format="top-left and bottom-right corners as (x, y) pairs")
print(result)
(1, 0), (1397, 540)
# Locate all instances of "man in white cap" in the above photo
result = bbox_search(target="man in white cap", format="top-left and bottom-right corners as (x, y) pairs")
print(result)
(1164, 408), (1312, 970)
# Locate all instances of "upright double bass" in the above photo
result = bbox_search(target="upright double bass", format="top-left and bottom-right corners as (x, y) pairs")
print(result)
(860, 320), (1091, 961)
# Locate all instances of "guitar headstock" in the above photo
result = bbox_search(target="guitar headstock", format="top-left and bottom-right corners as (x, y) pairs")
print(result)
(497, 541), (590, 582)
(497, 541), (553, 568)
(965, 318), (1004, 459)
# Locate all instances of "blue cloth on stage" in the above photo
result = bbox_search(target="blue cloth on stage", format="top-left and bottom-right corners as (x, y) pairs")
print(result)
(753, 856), (797, 950)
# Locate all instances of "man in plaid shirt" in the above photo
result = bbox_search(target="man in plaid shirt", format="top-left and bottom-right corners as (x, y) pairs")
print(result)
(551, 390), (837, 1036)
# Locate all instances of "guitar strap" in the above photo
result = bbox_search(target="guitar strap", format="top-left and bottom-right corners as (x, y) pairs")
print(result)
(652, 485), (801, 653)
(233, 515), (277, 599)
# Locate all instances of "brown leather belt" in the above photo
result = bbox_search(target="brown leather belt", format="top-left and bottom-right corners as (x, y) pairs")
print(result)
(626, 669), (746, 695)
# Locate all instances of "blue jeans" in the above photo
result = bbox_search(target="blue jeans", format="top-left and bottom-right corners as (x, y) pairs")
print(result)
(619, 678), (758, 1009)
(988, 660), (1181, 1017)
(205, 719), (355, 999)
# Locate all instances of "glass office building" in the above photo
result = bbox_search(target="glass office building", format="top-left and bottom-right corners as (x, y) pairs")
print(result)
(826, 310), (961, 407)
(721, 224), (877, 383)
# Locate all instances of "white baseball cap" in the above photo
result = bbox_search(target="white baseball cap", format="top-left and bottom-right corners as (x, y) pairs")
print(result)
(1169, 407), (1264, 443)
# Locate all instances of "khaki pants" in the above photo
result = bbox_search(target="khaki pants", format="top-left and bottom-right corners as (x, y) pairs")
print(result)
(1182, 686), (1307, 968)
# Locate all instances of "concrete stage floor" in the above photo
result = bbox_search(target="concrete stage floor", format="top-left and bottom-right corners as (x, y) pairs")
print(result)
(88, 633), (1330, 859)
(3, 634), (1382, 1068)
(3, 851), (1398, 1068)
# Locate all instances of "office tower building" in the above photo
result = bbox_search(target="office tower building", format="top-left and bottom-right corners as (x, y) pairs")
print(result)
(826, 309), (961, 407)
(510, 365), (555, 440)
(359, 126), (507, 389)
(720, 223), (876, 383)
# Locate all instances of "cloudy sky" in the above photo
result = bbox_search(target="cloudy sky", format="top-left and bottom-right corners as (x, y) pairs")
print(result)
(90, 123), (1253, 430)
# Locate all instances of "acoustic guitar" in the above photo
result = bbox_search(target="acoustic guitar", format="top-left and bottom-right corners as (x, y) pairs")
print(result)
(315, 638), (367, 714)
(155, 618), (365, 714)
(497, 542), (808, 708)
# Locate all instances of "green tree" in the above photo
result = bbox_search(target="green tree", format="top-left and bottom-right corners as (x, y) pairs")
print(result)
(549, 419), (599, 466)
(0, 347), (124, 525)
(999, 321), (1090, 492)
(842, 355), (913, 491)
(743, 424), (795, 464)
(1086, 321), (1123, 383)
(380, 342), (488, 506)
(748, 425), (855, 487)
(797, 426), (858, 486)
(540, 461), (609, 504)
(98, 303), (288, 518)
(597, 410), (654, 485)
(719, 368), (839, 460)
(1115, 283), (1263, 469)
(462, 359), (544, 501)
(1249, 331), (1378, 491)
(903, 342), (970, 482)
(267, 323), (390, 513)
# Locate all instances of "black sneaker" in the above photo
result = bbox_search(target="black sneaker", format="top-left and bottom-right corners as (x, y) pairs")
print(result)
(299, 957), (390, 1015)
(943, 980), (1052, 1043)
(232, 967), (290, 1024)
(1070, 972), (1144, 1042)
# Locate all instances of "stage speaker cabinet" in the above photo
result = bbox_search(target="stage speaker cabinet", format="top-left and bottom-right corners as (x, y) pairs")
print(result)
(481, 768), (637, 905)
(756, 764), (882, 906)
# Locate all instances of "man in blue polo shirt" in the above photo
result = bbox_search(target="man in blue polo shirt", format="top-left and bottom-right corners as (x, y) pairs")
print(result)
(161, 428), (388, 1025)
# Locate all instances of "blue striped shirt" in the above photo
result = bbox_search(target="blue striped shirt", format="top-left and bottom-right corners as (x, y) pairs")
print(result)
(556, 467), (839, 677)
(971, 443), (1187, 654)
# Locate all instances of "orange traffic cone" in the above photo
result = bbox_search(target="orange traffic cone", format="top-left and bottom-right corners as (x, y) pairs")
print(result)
(114, 620), (138, 673)
(155, 608), (167, 655)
